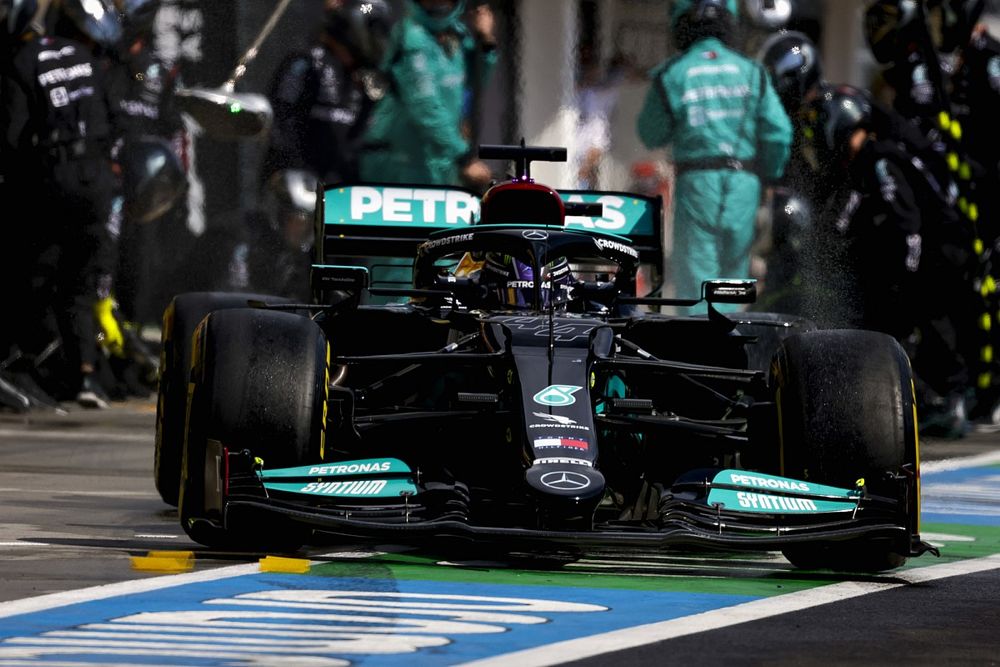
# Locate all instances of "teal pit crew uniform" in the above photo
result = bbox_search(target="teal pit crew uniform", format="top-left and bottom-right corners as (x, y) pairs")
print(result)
(360, 2), (496, 186)
(638, 1), (792, 311)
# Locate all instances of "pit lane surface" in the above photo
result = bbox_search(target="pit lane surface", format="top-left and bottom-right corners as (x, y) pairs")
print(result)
(0, 400), (998, 666)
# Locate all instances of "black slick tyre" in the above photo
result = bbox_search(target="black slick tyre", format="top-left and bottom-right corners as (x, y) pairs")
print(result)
(155, 292), (290, 506)
(771, 329), (919, 572)
(178, 307), (328, 551)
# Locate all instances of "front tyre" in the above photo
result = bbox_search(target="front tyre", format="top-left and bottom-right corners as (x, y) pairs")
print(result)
(155, 291), (291, 507)
(771, 329), (919, 572)
(178, 307), (329, 551)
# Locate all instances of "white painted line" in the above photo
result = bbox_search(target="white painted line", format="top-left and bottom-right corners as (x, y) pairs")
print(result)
(0, 564), (260, 619)
(0, 429), (150, 443)
(0, 550), (377, 619)
(457, 554), (1000, 667)
(0, 489), (157, 498)
(0, 542), (48, 547)
(922, 450), (1000, 474)
(132, 535), (180, 539)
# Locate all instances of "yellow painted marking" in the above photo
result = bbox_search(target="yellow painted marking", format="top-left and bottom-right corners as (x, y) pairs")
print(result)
(980, 313), (992, 331)
(130, 550), (195, 573)
(982, 345), (993, 363)
(938, 111), (951, 129)
(975, 238), (984, 255)
(259, 555), (310, 574)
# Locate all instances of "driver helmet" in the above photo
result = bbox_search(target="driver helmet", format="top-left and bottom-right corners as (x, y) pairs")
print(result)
(864, 0), (922, 64)
(411, 0), (466, 34)
(480, 253), (575, 309)
(56, 0), (122, 49)
(758, 30), (824, 116)
(670, 0), (738, 51)
(1, 0), (37, 41)
(262, 169), (320, 253)
(324, 0), (396, 69)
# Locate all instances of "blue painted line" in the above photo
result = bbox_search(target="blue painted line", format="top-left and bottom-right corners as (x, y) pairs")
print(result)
(0, 575), (758, 666)
(922, 463), (1000, 526)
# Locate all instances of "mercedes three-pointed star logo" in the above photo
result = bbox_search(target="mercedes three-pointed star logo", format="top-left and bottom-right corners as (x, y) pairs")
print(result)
(522, 230), (549, 240)
(539, 470), (591, 491)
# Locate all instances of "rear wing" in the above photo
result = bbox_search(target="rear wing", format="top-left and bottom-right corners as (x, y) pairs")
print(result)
(314, 182), (481, 263)
(315, 183), (664, 266)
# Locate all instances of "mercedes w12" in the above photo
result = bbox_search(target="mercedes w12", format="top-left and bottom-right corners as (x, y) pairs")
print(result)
(153, 144), (937, 572)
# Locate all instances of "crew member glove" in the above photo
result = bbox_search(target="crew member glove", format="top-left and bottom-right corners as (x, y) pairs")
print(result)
(94, 296), (126, 358)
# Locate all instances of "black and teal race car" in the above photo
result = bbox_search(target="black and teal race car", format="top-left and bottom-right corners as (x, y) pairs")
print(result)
(154, 144), (937, 572)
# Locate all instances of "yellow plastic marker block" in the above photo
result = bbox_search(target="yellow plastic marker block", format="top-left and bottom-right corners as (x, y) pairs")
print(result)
(130, 550), (195, 573)
(975, 238), (985, 256)
(938, 111), (951, 130)
(970, 203), (980, 221)
(259, 555), (310, 574)
(947, 152), (960, 171)
(951, 121), (962, 141)
(980, 313), (992, 331)
(959, 197), (969, 214)
(960, 162), (972, 181)
(982, 345), (993, 364)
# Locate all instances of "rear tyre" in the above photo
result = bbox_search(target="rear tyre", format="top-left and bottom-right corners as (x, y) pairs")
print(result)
(771, 329), (919, 572)
(155, 292), (290, 506)
(179, 308), (328, 551)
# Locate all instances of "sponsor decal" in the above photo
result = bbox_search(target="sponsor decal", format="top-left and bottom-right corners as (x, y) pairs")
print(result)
(421, 232), (474, 251)
(532, 412), (577, 426)
(326, 185), (480, 227)
(265, 478), (417, 498)
(563, 194), (632, 232)
(539, 470), (591, 491)
(594, 237), (640, 260)
(260, 458), (409, 479)
(533, 384), (583, 406)
(37, 63), (93, 86)
(534, 457), (593, 467)
(498, 316), (598, 343)
(706, 470), (861, 514)
(725, 472), (810, 492)
(706, 488), (857, 514)
(522, 229), (550, 240)
(736, 492), (817, 511)
(534, 437), (589, 451)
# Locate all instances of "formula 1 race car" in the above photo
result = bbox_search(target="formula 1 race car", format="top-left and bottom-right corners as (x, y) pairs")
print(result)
(154, 144), (937, 572)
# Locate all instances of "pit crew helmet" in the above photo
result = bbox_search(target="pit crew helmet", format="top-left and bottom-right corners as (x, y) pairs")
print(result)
(115, 0), (159, 42)
(758, 30), (824, 115)
(325, 0), (395, 69)
(119, 136), (186, 223)
(742, 0), (792, 30)
(864, 0), (922, 64)
(411, 0), (466, 34)
(802, 84), (874, 173)
(58, 0), (122, 48)
(671, 0), (738, 50)
(940, 0), (985, 52)
(262, 169), (320, 253)
(480, 253), (575, 310)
